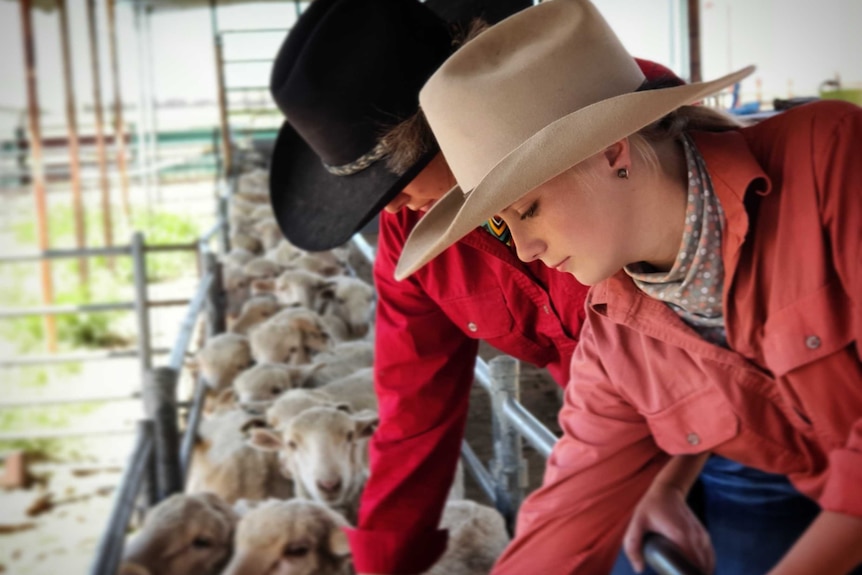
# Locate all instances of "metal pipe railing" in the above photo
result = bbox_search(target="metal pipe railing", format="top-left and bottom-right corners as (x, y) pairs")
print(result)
(89, 420), (154, 575)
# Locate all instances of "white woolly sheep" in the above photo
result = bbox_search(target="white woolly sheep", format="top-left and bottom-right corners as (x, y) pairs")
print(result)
(302, 340), (374, 388)
(220, 498), (351, 575)
(230, 295), (283, 336)
(314, 276), (374, 339)
(243, 256), (283, 281)
(249, 406), (378, 523)
(196, 333), (253, 392)
(233, 362), (303, 411)
(265, 388), (342, 433)
(318, 367), (377, 413)
(186, 408), (294, 504)
(254, 217), (284, 252)
(249, 307), (333, 365)
(119, 492), (237, 575)
(286, 252), (348, 278)
(265, 239), (306, 268)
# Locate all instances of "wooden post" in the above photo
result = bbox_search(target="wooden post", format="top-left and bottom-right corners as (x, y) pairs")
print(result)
(20, 0), (58, 353)
(86, 0), (115, 267)
(57, 0), (89, 288)
(687, 0), (702, 83)
(106, 0), (133, 223)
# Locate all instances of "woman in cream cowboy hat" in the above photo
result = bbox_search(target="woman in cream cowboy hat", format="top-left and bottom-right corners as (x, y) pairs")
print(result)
(398, 0), (862, 573)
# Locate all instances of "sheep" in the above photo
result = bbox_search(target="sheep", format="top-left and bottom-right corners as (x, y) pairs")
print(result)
(318, 367), (377, 413)
(263, 269), (329, 309)
(195, 333), (253, 393)
(220, 247), (256, 270)
(265, 388), (342, 433)
(286, 251), (348, 278)
(230, 294), (283, 335)
(230, 230), (263, 255)
(265, 239), (306, 268)
(249, 307), (333, 365)
(232, 362), (303, 412)
(254, 217), (284, 251)
(118, 492), (237, 575)
(303, 340), (374, 388)
(186, 408), (294, 504)
(220, 498), (351, 575)
(219, 497), (509, 575)
(248, 406), (378, 523)
(314, 276), (374, 339)
(243, 256), (282, 281)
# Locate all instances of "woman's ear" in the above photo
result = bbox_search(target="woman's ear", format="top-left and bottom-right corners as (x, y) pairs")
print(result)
(602, 138), (631, 171)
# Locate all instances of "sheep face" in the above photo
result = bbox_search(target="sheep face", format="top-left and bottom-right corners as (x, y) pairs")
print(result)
(315, 278), (374, 339)
(121, 492), (237, 575)
(197, 333), (253, 391)
(250, 310), (332, 365)
(222, 499), (351, 575)
(250, 407), (377, 509)
(284, 407), (377, 508)
(274, 270), (328, 309)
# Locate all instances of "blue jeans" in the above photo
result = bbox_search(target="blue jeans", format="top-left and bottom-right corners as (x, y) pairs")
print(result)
(611, 456), (820, 575)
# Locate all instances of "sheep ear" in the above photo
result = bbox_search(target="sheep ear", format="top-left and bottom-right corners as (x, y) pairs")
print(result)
(239, 417), (267, 435)
(246, 428), (283, 452)
(251, 278), (275, 293)
(334, 403), (352, 413)
(352, 410), (379, 439)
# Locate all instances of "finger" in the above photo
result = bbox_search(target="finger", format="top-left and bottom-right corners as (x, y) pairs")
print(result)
(623, 520), (646, 573)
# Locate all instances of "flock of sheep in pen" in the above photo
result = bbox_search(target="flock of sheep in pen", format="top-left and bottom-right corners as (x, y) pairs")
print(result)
(116, 169), (511, 575)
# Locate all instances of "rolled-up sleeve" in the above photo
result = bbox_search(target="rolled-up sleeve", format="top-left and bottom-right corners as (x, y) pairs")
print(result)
(493, 318), (668, 574)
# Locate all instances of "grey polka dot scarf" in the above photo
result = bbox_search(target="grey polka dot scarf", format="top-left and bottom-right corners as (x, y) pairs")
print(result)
(625, 135), (727, 345)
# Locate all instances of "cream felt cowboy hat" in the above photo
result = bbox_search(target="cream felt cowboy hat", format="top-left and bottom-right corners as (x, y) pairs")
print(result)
(394, 0), (754, 280)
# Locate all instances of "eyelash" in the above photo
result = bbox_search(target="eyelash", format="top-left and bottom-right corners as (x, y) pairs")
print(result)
(520, 201), (538, 221)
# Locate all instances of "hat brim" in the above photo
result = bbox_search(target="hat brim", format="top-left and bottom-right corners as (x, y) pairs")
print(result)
(270, 119), (437, 252)
(395, 66), (755, 280)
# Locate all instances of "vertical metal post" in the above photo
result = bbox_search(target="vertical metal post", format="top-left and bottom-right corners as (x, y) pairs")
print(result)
(86, 0), (115, 265)
(204, 252), (226, 337)
(489, 355), (527, 531)
(106, 0), (132, 223)
(143, 367), (182, 500)
(218, 184), (230, 254)
(57, 0), (89, 288)
(19, 0), (58, 353)
(687, 0), (701, 83)
(210, 0), (233, 178)
(131, 232), (152, 373)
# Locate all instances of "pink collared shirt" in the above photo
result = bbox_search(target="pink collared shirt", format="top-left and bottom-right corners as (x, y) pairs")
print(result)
(494, 100), (862, 574)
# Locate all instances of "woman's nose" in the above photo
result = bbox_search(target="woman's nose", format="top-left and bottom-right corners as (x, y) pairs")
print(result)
(512, 231), (544, 263)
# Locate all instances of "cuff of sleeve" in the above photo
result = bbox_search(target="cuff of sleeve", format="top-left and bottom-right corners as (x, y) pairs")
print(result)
(345, 526), (448, 574)
(820, 449), (862, 517)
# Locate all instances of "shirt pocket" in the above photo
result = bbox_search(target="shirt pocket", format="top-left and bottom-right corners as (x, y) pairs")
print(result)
(760, 280), (854, 378)
(438, 289), (514, 339)
(645, 384), (740, 455)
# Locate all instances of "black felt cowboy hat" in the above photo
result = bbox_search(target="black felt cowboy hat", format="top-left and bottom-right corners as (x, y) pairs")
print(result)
(268, 0), (452, 251)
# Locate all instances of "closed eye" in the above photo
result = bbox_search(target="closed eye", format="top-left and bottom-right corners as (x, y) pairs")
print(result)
(520, 201), (538, 221)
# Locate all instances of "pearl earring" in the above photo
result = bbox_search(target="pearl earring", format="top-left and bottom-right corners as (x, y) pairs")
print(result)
(617, 167), (629, 179)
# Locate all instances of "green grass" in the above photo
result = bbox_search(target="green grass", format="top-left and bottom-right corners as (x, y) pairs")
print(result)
(0, 402), (101, 460)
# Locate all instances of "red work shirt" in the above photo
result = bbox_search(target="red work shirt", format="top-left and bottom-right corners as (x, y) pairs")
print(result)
(345, 208), (589, 573)
(494, 101), (862, 574)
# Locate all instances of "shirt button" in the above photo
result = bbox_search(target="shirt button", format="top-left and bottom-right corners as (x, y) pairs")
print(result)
(686, 433), (700, 446)
(467, 322), (478, 332)
(805, 335), (821, 350)
(542, 304), (550, 314)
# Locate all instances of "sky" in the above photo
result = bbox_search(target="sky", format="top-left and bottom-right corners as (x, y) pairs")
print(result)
(0, 0), (860, 138)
